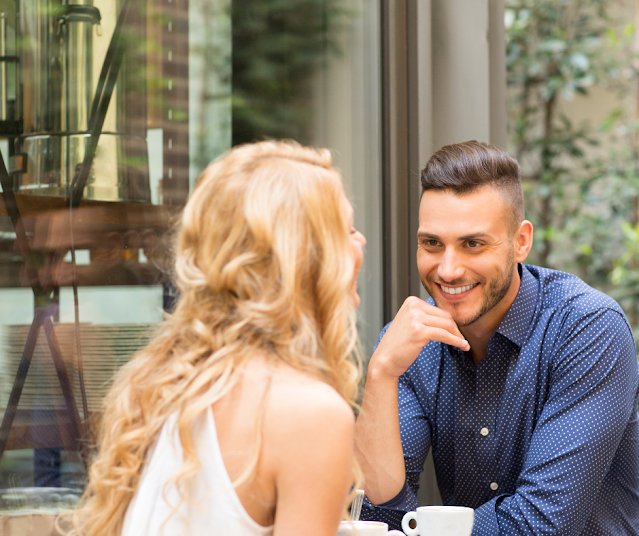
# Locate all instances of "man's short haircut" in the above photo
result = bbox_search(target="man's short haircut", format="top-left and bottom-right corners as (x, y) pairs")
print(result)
(420, 141), (524, 233)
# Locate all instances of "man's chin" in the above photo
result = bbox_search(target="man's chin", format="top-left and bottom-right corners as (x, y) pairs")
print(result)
(431, 298), (480, 327)
(453, 313), (482, 328)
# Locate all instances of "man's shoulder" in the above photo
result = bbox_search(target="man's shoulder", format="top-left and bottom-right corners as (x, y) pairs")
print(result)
(523, 265), (634, 347)
(525, 264), (624, 317)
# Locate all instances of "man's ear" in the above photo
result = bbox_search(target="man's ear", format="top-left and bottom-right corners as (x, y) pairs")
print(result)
(514, 220), (533, 263)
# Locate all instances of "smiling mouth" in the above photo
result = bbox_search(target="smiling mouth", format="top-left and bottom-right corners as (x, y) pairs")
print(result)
(439, 283), (478, 295)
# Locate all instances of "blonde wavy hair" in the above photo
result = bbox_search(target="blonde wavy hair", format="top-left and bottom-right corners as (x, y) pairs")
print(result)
(73, 140), (362, 536)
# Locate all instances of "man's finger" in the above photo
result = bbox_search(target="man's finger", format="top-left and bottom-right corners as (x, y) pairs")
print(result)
(422, 326), (470, 350)
(414, 313), (464, 340)
(420, 301), (455, 319)
(402, 297), (455, 321)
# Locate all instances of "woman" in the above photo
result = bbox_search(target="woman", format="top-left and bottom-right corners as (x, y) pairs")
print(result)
(73, 141), (367, 536)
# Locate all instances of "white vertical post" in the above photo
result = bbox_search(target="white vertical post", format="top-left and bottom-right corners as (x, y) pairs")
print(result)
(430, 0), (506, 148)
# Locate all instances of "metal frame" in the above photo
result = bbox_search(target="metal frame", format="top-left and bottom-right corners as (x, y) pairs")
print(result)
(0, 153), (85, 464)
(381, 0), (411, 324)
(380, 0), (432, 323)
(0, 0), (138, 466)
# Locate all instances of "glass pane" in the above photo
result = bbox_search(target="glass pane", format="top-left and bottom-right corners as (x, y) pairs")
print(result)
(0, 0), (382, 519)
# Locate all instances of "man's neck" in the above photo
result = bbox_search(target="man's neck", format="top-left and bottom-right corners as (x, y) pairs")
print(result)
(460, 267), (521, 366)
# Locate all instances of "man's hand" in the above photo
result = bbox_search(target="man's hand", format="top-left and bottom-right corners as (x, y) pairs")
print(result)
(372, 297), (470, 379)
(355, 296), (469, 505)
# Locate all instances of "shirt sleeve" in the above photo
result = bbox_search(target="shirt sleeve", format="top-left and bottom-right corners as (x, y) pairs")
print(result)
(472, 308), (639, 535)
(360, 329), (432, 529)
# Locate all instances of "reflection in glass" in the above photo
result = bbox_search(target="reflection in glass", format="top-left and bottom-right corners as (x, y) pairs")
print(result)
(0, 0), (382, 525)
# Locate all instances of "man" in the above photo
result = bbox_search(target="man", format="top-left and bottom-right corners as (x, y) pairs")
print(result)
(355, 141), (639, 535)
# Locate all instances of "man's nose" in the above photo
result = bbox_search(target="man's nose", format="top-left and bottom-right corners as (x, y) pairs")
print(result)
(437, 249), (465, 282)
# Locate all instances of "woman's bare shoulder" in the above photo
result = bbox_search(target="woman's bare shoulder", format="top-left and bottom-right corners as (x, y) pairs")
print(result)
(233, 357), (354, 444)
(267, 364), (354, 425)
(261, 363), (354, 482)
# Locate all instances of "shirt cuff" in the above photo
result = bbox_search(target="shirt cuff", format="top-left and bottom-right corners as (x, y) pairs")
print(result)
(359, 481), (419, 531)
(363, 479), (419, 512)
(470, 495), (504, 535)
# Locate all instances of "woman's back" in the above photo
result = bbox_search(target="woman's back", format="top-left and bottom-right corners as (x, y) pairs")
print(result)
(121, 358), (355, 535)
(120, 407), (272, 536)
(74, 141), (363, 536)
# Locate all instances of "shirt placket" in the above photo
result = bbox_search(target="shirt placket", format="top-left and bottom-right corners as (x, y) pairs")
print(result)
(474, 353), (501, 499)
(453, 351), (486, 507)
(453, 340), (509, 508)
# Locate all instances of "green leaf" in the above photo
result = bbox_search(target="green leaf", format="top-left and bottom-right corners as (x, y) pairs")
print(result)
(621, 221), (639, 241)
(623, 23), (635, 39)
(600, 107), (623, 132)
(542, 226), (558, 241)
(577, 244), (593, 255)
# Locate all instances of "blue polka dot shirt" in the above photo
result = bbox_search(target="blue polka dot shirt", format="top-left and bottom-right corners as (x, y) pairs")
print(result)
(361, 264), (639, 535)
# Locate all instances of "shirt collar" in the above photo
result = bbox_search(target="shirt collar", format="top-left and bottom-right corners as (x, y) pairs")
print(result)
(494, 264), (539, 348)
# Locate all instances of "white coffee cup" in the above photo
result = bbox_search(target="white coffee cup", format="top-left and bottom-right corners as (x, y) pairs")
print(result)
(338, 520), (406, 535)
(401, 506), (474, 536)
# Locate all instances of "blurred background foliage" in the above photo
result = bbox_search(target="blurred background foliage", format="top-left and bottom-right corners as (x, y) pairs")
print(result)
(231, 0), (353, 146)
(505, 0), (639, 331)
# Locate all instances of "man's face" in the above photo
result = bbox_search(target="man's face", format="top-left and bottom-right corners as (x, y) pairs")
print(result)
(417, 185), (519, 327)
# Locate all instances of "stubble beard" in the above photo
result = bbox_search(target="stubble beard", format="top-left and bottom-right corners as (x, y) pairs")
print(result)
(421, 249), (515, 327)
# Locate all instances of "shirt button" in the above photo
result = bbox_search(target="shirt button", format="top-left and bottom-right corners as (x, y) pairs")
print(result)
(480, 427), (489, 436)
(490, 482), (499, 491)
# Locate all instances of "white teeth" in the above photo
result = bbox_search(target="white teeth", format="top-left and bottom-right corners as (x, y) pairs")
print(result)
(441, 284), (476, 295)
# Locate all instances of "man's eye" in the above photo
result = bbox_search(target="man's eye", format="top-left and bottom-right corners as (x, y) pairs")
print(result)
(425, 240), (439, 247)
(467, 241), (482, 248)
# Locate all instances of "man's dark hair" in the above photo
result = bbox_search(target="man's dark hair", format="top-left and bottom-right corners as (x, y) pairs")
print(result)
(421, 141), (524, 233)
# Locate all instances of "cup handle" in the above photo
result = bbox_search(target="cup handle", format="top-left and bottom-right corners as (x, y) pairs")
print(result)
(401, 511), (419, 536)
(388, 531), (406, 535)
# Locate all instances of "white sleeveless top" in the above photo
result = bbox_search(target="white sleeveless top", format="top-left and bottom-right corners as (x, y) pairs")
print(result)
(121, 408), (274, 536)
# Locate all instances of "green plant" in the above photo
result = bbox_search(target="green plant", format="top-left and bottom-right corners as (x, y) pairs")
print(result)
(505, 0), (634, 267)
(505, 0), (639, 330)
(230, 0), (353, 145)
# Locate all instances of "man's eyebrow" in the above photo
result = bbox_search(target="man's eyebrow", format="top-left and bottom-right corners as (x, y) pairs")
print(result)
(417, 232), (494, 241)
(417, 232), (441, 240)
(458, 233), (492, 241)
